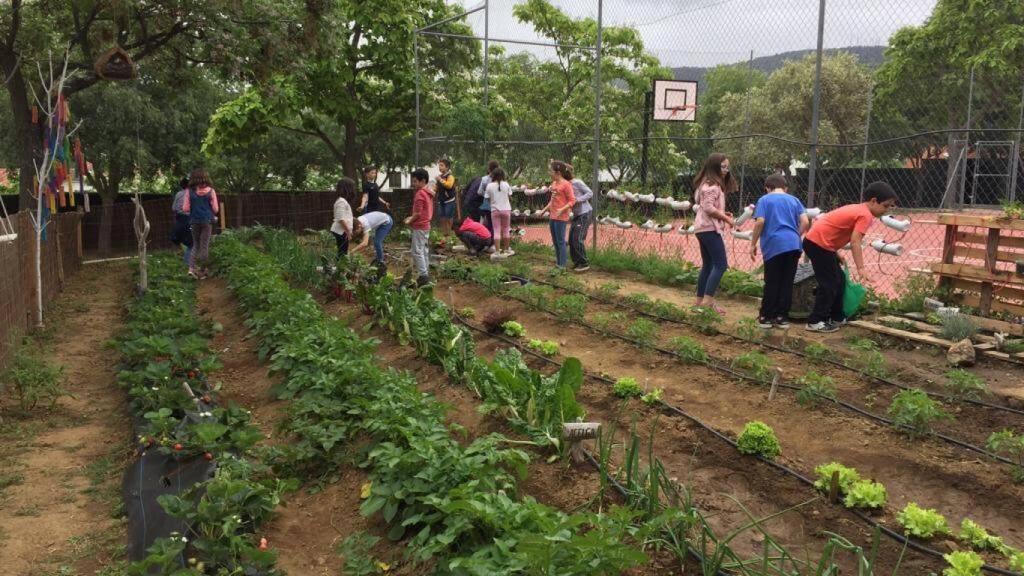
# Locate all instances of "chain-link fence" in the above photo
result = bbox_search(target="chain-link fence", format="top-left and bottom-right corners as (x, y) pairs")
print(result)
(415, 0), (1024, 296)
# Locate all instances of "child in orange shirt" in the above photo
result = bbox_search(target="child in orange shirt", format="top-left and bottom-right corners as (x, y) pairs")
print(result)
(540, 160), (576, 270)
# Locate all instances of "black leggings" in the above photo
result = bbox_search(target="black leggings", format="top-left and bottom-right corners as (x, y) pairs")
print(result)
(803, 238), (846, 324)
(759, 250), (801, 320)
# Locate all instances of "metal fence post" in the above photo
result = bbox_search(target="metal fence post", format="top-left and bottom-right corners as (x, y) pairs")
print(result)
(1010, 72), (1024, 202)
(483, 0), (490, 164)
(591, 0), (603, 253)
(859, 85), (874, 202)
(958, 65), (976, 206)
(806, 0), (827, 208)
(640, 89), (652, 190)
(738, 50), (754, 208)
(414, 33), (421, 167)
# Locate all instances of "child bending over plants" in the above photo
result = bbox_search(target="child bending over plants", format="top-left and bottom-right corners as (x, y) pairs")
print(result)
(749, 174), (809, 329)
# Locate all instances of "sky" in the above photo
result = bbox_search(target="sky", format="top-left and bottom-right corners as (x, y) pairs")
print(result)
(449, 0), (937, 68)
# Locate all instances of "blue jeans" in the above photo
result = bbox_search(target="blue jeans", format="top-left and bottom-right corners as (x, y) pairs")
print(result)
(696, 231), (728, 297)
(550, 220), (569, 268)
(182, 245), (192, 267)
(371, 218), (393, 264)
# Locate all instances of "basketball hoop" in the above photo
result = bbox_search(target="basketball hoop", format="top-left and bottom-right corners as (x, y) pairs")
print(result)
(653, 80), (698, 123)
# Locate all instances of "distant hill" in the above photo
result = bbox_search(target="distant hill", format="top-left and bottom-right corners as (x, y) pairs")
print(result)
(671, 45), (886, 85)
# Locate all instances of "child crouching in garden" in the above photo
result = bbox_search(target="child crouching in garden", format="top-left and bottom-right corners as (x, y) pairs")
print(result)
(456, 216), (493, 256)
(749, 174), (809, 328)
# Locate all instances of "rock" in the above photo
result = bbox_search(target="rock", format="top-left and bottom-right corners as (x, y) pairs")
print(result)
(947, 339), (976, 367)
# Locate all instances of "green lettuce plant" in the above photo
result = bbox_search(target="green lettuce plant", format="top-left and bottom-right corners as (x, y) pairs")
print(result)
(736, 421), (781, 460)
(843, 480), (887, 509)
(896, 503), (950, 538)
(813, 462), (860, 494)
(942, 551), (983, 576)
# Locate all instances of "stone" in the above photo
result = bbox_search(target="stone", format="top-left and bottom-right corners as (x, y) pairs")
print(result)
(947, 339), (976, 367)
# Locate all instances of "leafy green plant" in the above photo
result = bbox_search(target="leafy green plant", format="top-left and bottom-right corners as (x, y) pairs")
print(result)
(943, 369), (989, 401)
(985, 430), (1024, 482)
(458, 307), (476, 319)
(651, 300), (687, 322)
(1002, 339), (1024, 354)
(795, 372), (837, 408)
(879, 318), (918, 331)
(940, 314), (978, 342)
(896, 503), (950, 538)
(471, 264), (509, 294)
(1009, 551), (1024, 573)
(528, 339), (560, 356)
(594, 281), (622, 301)
(803, 342), (831, 362)
(736, 421), (781, 460)
(735, 317), (762, 340)
(501, 321), (526, 338)
(553, 294), (587, 320)
(0, 350), (69, 412)
(623, 292), (653, 311)
(942, 550), (984, 576)
(625, 318), (658, 348)
(509, 283), (554, 311)
(1002, 200), (1024, 219)
(888, 389), (952, 438)
(336, 532), (386, 576)
(640, 388), (663, 405)
(732, 351), (773, 381)
(813, 462), (860, 494)
(613, 377), (643, 399)
(690, 306), (723, 335)
(957, 519), (1005, 552)
(843, 480), (887, 509)
(669, 336), (707, 364)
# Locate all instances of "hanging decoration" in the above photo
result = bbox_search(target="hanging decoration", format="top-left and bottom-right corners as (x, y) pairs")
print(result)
(36, 92), (91, 231)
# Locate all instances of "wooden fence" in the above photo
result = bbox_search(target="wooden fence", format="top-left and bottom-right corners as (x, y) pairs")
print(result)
(0, 211), (83, 371)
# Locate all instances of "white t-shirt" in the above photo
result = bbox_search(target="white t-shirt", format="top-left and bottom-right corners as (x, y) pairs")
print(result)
(358, 211), (392, 233)
(330, 197), (353, 235)
(485, 181), (512, 211)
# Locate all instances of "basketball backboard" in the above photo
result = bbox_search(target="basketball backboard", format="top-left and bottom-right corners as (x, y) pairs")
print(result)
(653, 79), (698, 122)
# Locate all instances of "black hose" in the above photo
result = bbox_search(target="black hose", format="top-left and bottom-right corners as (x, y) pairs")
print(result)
(456, 315), (1020, 576)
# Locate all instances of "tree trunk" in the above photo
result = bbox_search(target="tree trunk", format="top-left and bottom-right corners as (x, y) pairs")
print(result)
(343, 119), (358, 178)
(95, 168), (122, 256)
(0, 50), (41, 209)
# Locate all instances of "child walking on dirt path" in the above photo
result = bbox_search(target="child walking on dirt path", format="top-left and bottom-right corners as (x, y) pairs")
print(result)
(457, 216), (493, 256)
(692, 153), (736, 314)
(485, 167), (513, 257)
(802, 181), (897, 333)
(569, 173), (594, 272)
(540, 160), (576, 271)
(405, 168), (435, 287)
(182, 168), (219, 279)
(331, 178), (356, 258)
(358, 166), (390, 215)
(749, 174), (809, 328)
(170, 176), (193, 268)
(351, 210), (394, 267)
(434, 158), (457, 241)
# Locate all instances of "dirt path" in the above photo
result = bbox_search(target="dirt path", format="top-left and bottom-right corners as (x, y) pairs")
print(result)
(0, 261), (133, 576)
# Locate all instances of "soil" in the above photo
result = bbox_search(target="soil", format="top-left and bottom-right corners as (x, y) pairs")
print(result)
(435, 273), (1024, 573)
(0, 261), (133, 576)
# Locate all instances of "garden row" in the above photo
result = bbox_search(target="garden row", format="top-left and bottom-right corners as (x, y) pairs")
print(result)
(116, 254), (292, 574)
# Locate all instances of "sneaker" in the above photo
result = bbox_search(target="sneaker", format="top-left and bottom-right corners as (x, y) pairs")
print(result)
(757, 317), (774, 329)
(486, 246), (497, 254)
(773, 317), (791, 329)
(416, 275), (432, 288)
(805, 321), (839, 333)
(490, 251), (507, 260)
(573, 265), (591, 273)
(503, 249), (515, 257)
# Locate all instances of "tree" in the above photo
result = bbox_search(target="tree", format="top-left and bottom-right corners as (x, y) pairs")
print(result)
(203, 0), (479, 178)
(714, 53), (873, 178)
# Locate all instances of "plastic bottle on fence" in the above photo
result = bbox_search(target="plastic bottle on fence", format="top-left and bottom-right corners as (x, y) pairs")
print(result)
(805, 208), (822, 219)
(732, 230), (753, 241)
(881, 214), (911, 232)
(733, 204), (755, 227)
(870, 239), (903, 256)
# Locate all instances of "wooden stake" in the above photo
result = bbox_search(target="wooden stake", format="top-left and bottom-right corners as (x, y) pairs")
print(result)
(828, 469), (840, 504)
(768, 367), (783, 401)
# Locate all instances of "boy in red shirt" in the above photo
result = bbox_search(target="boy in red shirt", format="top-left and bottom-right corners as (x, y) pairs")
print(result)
(802, 181), (896, 332)
(457, 217), (493, 256)
(404, 168), (434, 286)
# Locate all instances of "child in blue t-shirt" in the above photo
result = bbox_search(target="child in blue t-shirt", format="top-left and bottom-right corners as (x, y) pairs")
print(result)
(750, 174), (810, 328)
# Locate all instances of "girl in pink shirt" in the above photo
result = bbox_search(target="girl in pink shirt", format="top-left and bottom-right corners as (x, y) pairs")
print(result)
(540, 160), (576, 270)
(691, 153), (736, 314)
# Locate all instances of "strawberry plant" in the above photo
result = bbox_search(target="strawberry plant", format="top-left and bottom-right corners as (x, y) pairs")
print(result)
(843, 480), (887, 509)
(501, 321), (526, 338)
(813, 462), (860, 494)
(943, 551), (984, 576)
(985, 430), (1024, 482)
(613, 377), (643, 399)
(795, 372), (837, 408)
(732, 351), (773, 382)
(958, 519), (1005, 552)
(943, 369), (989, 401)
(669, 336), (708, 364)
(896, 503), (950, 538)
(736, 421), (781, 460)
(888, 389), (952, 438)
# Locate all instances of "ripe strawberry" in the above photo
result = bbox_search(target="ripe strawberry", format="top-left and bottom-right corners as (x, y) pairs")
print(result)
(187, 371), (196, 379)
(173, 443), (183, 451)
(204, 452), (213, 461)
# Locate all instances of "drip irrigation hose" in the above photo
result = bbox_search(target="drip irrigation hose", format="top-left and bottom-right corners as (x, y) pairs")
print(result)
(454, 314), (1021, 576)
(517, 265), (1024, 418)
(448, 272), (1013, 466)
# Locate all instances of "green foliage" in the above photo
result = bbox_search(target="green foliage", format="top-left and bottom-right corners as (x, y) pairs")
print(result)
(896, 503), (950, 538)
(943, 369), (989, 401)
(591, 312), (627, 332)
(1002, 339), (1024, 354)
(502, 321), (526, 338)
(336, 532), (385, 576)
(1003, 201), (1024, 219)
(553, 294), (587, 321)
(528, 339), (560, 356)
(942, 551), (984, 576)
(985, 430), (1024, 482)
(595, 282), (622, 301)
(459, 307), (476, 319)
(1010, 551), (1024, 573)
(803, 342), (832, 362)
(736, 421), (781, 460)
(813, 462), (860, 494)
(588, 247), (699, 287)
(613, 377), (644, 399)
(690, 306), (723, 335)
(850, 342), (889, 378)
(878, 273), (939, 314)
(720, 270), (764, 297)
(732, 351), (773, 381)
(623, 292), (653, 311)
(510, 283), (554, 311)
(0, 349), (69, 412)
(472, 264), (509, 294)
(843, 480), (887, 509)
(957, 519), (1005, 552)
(735, 317), (762, 340)
(795, 372), (837, 408)
(640, 388), (663, 405)
(625, 318), (658, 348)
(888, 389), (952, 438)
(940, 314), (978, 342)
(668, 336), (708, 364)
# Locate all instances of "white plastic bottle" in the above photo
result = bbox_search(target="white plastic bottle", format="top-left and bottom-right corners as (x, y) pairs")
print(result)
(881, 214), (911, 232)
(871, 239), (903, 256)
(733, 204), (755, 227)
